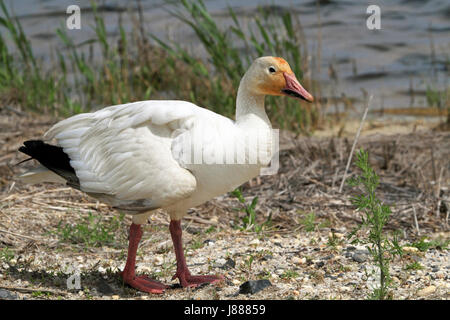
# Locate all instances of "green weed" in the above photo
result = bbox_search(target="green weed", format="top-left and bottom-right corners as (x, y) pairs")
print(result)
(231, 188), (272, 232)
(404, 261), (423, 271)
(327, 232), (343, 250)
(298, 211), (328, 232)
(205, 226), (216, 234)
(280, 269), (299, 280)
(189, 238), (204, 250)
(410, 237), (449, 252)
(299, 212), (317, 232)
(53, 212), (125, 248)
(347, 149), (403, 300)
(0, 247), (14, 263)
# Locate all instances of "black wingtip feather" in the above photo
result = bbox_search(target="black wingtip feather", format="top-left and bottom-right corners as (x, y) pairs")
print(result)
(19, 140), (80, 187)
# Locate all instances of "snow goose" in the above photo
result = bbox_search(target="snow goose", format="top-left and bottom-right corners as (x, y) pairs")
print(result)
(18, 56), (313, 293)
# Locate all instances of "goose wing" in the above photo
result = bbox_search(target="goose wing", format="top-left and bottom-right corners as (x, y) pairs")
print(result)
(44, 100), (217, 211)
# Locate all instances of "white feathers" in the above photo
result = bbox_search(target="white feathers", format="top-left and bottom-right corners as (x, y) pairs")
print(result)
(42, 100), (239, 209)
(59, 103), (183, 202)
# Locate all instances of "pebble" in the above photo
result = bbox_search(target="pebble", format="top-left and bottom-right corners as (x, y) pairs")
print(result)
(112, 295), (120, 300)
(0, 289), (17, 300)
(203, 239), (215, 246)
(271, 238), (283, 245)
(315, 261), (325, 268)
(153, 256), (164, 266)
(403, 246), (419, 253)
(417, 286), (436, 297)
(249, 239), (260, 246)
(352, 252), (369, 263)
(156, 240), (171, 251)
(239, 280), (272, 295)
(329, 232), (344, 239)
(262, 255), (273, 261)
(292, 257), (306, 265)
(232, 279), (241, 286)
(339, 286), (351, 292)
(96, 279), (114, 295)
(302, 285), (314, 293)
(187, 227), (202, 234)
(275, 269), (285, 275)
(220, 258), (236, 270)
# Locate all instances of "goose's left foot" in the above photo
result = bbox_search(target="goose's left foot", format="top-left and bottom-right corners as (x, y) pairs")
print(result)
(169, 219), (224, 288)
(173, 270), (223, 288)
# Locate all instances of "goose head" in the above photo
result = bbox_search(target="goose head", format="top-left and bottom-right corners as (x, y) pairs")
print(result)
(244, 56), (314, 102)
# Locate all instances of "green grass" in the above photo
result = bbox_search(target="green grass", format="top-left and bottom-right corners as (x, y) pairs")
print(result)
(205, 226), (216, 234)
(31, 290), (52, 298)
(189, 238), (204, 250)
(404, 261), (423, 271)
(299, 212), (317, 232)
(0, 0), (318, 132)
(280, 269), (299, 280)
(53, 212), (125, 248)
(298, 211), (329, 232)
(0, 247), (14, 263)
(410, 237), (449, 252)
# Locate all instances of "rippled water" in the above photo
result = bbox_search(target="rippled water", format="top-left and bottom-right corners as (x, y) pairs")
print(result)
(2, 0), (449, 116)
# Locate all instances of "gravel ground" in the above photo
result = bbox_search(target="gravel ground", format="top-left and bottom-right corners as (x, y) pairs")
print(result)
(0, 215), (448, 300)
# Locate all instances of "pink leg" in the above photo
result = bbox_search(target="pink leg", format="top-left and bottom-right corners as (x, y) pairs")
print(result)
(120, 223), (168, 294)
(169, 219), (223, 288)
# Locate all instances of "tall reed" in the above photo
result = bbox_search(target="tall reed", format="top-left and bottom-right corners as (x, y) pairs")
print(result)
(0, 0), (319, 131)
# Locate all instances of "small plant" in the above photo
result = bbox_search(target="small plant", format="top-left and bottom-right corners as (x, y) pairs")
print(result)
(300, 212), (317, 232)
(245, 254), (255, 271)
(410, 237), (449, 252)
(280, 270), (299, 280)
(347, 149), (403, 300)
(150, 261), (176, 279)
(0, 247), (14, 263)
(257, 269), (272, 280)
(53, 212), (124, 247)
(298, 211), (328, 232)
(327, 232), (343, 250)
(189, 238), (204, 250)
(231, 188), (271, 232)
(205, 226), (216, 234)
(404, 261), (423, 271)
(32, 291), (51, 298)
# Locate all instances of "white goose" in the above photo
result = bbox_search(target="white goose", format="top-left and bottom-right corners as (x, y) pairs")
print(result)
(18, 56), (313, 293)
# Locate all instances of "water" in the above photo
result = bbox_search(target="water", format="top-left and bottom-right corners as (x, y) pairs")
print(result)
(2, 0), (449, 117)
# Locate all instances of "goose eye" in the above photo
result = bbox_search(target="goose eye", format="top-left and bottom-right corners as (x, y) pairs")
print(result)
(268, 66), (276, 73)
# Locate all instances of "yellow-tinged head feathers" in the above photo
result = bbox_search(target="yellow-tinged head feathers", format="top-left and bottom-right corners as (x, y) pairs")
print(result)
(245, 56), (313, 102)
